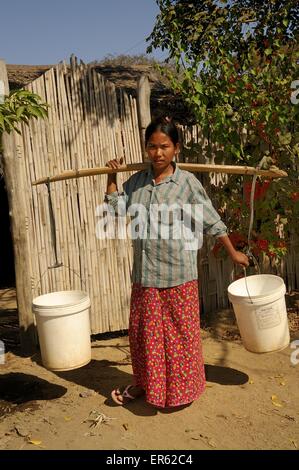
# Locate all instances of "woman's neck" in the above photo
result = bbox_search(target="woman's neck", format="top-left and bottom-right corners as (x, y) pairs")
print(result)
(153, 163), (174, 183)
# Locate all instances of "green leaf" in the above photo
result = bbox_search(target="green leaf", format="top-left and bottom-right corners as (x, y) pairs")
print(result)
(16, 106), (25, 119)
(194, 81), (203, 93)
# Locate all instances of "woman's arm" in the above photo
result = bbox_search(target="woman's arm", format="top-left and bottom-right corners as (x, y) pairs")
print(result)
(218, 234), (249, 267)
(106, 158), (124, 194)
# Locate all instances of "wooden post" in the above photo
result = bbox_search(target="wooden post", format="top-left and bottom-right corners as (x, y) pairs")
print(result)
(137, 74), (151, 161)
(0, 60), (37, 355)
(0, 60), (8, 104)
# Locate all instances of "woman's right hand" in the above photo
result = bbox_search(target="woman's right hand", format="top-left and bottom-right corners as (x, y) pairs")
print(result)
(106, 158), (124, 193)
(105, 157), (124, 170)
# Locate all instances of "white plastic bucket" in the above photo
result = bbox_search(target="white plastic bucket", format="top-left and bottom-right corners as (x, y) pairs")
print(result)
(32, 290), (91, 371)
(228, 274), (290, 353)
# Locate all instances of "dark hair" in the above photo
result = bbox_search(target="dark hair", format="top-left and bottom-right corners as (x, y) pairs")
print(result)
(145, 116), (179, 146)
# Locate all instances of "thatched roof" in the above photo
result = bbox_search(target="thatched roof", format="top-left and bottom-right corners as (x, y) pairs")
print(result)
(6, 63), (191, 123)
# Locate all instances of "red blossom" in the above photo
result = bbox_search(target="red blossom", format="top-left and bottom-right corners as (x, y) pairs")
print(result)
(244, 180), (271, 206)
(256, 239), (269, 252)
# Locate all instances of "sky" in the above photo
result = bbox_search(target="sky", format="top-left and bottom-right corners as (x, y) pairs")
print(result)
(0, 0), (166, 65)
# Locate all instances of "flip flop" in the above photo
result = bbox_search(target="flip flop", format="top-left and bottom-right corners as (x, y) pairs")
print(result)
(111, 385), (142, 406)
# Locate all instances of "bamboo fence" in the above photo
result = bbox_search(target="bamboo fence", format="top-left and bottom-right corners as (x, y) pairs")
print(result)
(15, 59), (142, 333)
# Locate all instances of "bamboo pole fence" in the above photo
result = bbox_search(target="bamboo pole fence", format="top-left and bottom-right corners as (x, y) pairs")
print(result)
(4, 60), (145, 335)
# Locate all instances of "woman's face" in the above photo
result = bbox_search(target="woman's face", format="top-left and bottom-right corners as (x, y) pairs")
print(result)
(146, 131), (179, 174)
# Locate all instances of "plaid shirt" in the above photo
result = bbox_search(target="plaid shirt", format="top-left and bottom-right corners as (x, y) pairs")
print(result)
(105, 163), (227, 287)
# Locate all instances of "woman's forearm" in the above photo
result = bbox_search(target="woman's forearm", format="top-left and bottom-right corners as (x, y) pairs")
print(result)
(106, 174), (118, 194)
(218, 234), (237, 256)
(218, 234), (249, 267)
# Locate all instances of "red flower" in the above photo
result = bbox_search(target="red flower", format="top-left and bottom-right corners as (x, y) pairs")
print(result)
(276, 241), (286, 249)
(256, 239), (269, 252)
(291, 192), (299, 202)
(244, 180), (271, 206)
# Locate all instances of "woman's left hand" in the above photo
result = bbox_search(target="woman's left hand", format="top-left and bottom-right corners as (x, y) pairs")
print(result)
(231, 251), (250, 267)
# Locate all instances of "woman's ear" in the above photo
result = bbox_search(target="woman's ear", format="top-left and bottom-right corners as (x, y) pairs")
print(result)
(175, 143), (180, 156)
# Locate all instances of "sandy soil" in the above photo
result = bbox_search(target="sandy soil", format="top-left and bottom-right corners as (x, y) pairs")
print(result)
(0, 288), (298, 451)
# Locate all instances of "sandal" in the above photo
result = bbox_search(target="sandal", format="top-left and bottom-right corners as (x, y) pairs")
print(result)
(111, 385), (144, 406)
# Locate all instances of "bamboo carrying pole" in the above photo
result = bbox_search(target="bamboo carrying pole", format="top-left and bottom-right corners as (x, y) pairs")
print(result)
(32, 162), (288, 186)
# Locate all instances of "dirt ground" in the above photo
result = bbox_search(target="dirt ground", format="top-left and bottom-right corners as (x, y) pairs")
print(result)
(0, 288), (299, 451)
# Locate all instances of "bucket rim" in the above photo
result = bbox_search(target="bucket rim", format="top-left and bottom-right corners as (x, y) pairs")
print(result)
(227, 274), (285, 300)
(32, 290), (89, 309)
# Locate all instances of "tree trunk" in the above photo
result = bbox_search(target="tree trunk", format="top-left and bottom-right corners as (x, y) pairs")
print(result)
(0, 60), (37, 355)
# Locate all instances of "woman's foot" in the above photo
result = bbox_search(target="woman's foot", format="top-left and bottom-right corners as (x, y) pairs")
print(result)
(111, 385), (144, 405)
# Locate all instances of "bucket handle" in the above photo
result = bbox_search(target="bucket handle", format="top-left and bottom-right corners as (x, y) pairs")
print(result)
(242, 267), (254, 304)
(32, 264), (87, 296)
(232, 254), (260, 305)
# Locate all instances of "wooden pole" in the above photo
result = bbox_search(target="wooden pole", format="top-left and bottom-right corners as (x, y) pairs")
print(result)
(0, 60), (37, 355)
(32, 162), (288, 186)
(137, 74), (151, 161)
(0, 60), (8, 104)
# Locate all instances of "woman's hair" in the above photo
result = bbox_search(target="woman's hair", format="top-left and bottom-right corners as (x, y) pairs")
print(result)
(145, 116), (179, 146)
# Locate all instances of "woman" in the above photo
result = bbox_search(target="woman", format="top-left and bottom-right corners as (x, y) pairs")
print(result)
(105, 116), (249, 408)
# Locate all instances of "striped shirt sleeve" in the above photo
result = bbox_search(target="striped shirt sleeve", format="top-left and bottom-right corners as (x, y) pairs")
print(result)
(189, 174), (228, 238)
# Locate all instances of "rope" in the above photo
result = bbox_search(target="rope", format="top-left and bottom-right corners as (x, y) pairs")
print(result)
(242, 157), (269, 303)
(46, 179), (62, 268)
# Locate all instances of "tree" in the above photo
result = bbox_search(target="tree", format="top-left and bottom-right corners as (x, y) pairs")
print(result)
(0, 89), (48, 135)
(147, 0), (299, 260)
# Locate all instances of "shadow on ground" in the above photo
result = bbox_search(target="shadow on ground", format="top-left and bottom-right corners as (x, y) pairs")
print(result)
(0, 372), (67, 418)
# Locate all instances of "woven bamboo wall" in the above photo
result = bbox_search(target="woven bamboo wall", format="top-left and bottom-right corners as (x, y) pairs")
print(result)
(14, 60), (142, 334)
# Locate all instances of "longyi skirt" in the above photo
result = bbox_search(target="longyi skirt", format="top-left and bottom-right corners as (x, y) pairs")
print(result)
(129, 280), (206, 407)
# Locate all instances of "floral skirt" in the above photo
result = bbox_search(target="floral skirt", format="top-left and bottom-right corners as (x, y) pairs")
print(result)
(129, 280), (206, 408)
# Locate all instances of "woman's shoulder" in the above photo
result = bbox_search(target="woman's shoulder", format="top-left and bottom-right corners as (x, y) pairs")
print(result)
(124, 169), (149, 189)
(178, 169), (204, 188)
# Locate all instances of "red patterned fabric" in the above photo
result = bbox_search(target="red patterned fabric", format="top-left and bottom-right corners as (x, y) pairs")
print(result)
(129, 280), (206, 407)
